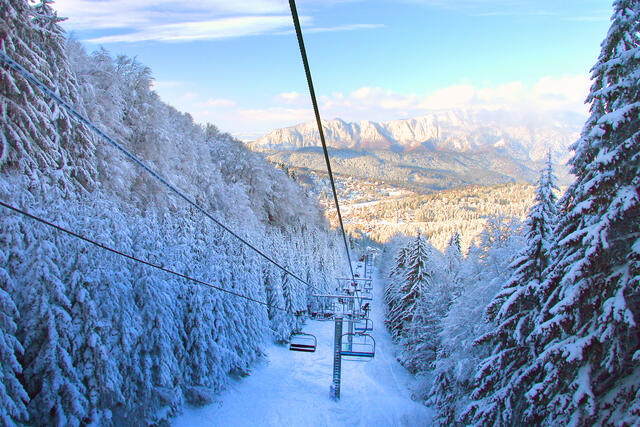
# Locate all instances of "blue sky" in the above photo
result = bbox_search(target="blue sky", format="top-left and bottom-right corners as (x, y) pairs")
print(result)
(54, 0), (612, 139)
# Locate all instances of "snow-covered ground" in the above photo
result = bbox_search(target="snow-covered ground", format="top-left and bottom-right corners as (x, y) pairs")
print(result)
(173, 260), (433, 426)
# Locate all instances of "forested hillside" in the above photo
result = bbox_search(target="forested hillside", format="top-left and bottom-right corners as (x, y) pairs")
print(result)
(0, 1), (344, 425)
(383, 1), (640, 424)
(324, 180), (537, 251)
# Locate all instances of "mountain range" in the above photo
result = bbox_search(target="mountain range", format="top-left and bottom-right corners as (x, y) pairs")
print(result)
(247, 109), (584, 191)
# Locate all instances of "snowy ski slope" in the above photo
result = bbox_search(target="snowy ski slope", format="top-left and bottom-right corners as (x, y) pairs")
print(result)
(173, 260), (433, 426)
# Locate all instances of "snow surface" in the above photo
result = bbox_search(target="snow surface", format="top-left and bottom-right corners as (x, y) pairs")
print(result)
(173, 261), (433, 426)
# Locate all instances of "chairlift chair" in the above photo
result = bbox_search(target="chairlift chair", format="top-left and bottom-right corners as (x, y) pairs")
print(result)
(354, 318), (373, 333)
(340, 333), (375, 361)
(289, 332), (317, 352)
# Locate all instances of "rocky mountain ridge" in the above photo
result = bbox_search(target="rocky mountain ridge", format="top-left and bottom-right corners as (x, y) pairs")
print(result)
(248, 109), (583, 164)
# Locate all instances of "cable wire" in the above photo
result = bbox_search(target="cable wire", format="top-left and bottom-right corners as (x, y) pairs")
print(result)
(0, 50), (311, 289)
(0, 200), (288, 312)
(288, 0), (356, 284)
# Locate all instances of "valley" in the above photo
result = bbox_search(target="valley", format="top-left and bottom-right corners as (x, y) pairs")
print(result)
(282, 167), (539, 252)
(250, 109), (577, 252)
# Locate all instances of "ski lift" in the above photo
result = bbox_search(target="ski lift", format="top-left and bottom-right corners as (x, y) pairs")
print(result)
(341, 333), (375, 361)
(289, 332), (317, 352)
(354, 318), (373, 333)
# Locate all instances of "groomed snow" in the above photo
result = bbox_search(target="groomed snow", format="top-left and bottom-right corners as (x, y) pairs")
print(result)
(173, 261), (433, 426)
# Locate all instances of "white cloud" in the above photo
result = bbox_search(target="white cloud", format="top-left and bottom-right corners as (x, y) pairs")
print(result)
(85, 16), (297, 43)
(317, 75), (589, 123)
(53, 0), (380, 43)
(54, 0), (288, 30)
(275, 91), (305, 105)
(153, 75), (590, 139)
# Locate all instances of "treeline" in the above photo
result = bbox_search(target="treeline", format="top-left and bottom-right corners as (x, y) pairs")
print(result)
(0, 1), (343, 425)
(383, 2), (639, 424)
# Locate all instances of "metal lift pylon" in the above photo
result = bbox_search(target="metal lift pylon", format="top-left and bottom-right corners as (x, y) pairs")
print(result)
(330, 316), (343, 401)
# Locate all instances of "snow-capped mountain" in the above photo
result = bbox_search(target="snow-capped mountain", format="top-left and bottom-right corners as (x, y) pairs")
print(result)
(249, 109), (583, 163)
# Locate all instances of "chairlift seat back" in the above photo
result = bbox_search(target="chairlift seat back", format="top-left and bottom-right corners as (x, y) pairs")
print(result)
(340, 333), (375, 361)
(289, 333), (317, 352)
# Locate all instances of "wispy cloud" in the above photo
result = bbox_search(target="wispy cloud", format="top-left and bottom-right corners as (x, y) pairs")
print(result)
(401, 0), (608, 19)
(54, 0), (288, 30)
(275, 91), (305, 104)
(239, 107), (313, 124)
(85, 16), (298, 43)
(275, 23), (384, 35)
(319, 75), (590, 121)
(161, 75), (590, 139)
(54, 0), (380, 43)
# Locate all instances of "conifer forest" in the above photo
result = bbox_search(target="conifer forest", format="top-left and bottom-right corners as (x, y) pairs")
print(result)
(0, 0), (638, 426)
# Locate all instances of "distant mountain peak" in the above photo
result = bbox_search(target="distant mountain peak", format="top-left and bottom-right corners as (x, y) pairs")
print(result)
(248, 108), (583, 163)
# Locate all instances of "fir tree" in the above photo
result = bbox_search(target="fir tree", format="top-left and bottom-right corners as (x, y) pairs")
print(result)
(445, 232), (462, 273)
(427, 216), (524, 425)
(66, 247), (121, 425)
(387, 234), (432, 342)
(1, 0), (96, 194)
(0, 256), (29, 425)
(18, 233), (87, 426)
(464, 154), (558, 425)
(384, 240), (410, 327)
(522, 2), (640, 424)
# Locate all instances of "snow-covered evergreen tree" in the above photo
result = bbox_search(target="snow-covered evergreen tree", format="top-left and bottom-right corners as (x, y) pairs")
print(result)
(0, 254), (29, 425)
(66, 248), (120, 425)
(384, 238), (410, 329)
(521, 2), (640, 424)
(18, 231), (87, 426)
(1, 0), (96, 194)
(427, 216), (524, 425)
(387, 234), (432, 341)
(464, 154), (558, 425)
(444, 232), (462, 275)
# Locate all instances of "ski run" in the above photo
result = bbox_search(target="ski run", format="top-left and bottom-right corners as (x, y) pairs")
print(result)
(174, 259), (433, 427)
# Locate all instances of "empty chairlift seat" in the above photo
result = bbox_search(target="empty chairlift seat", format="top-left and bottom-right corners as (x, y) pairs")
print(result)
(354, 318), (373, 333)
(341, 333), (375, 361)
(289, 333), (317, 353)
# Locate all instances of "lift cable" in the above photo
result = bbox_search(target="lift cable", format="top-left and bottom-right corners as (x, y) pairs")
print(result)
(0, 50), (311, 290)
(0, 200), (289, 312)
(288, 0), (356, 285)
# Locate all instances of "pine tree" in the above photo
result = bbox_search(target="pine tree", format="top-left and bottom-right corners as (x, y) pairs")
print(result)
(0, 255), (29, 425)
(387, 234), (432, 342)
(1, 0), (96, 194)
(18, 233), (87, 426)
(427, 216), (524, 425)
(522, 2), (640, 424)
(464, 154), (558, 425)
(384, 239), (410, 325)
(445, 232), (462, 274)
(124, 215), (183, 424)
(65, 247), (120, 425)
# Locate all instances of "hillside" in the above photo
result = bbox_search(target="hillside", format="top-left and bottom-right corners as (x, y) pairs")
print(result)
(0, 3), (344, 425)
(270, 147), (548, 194)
